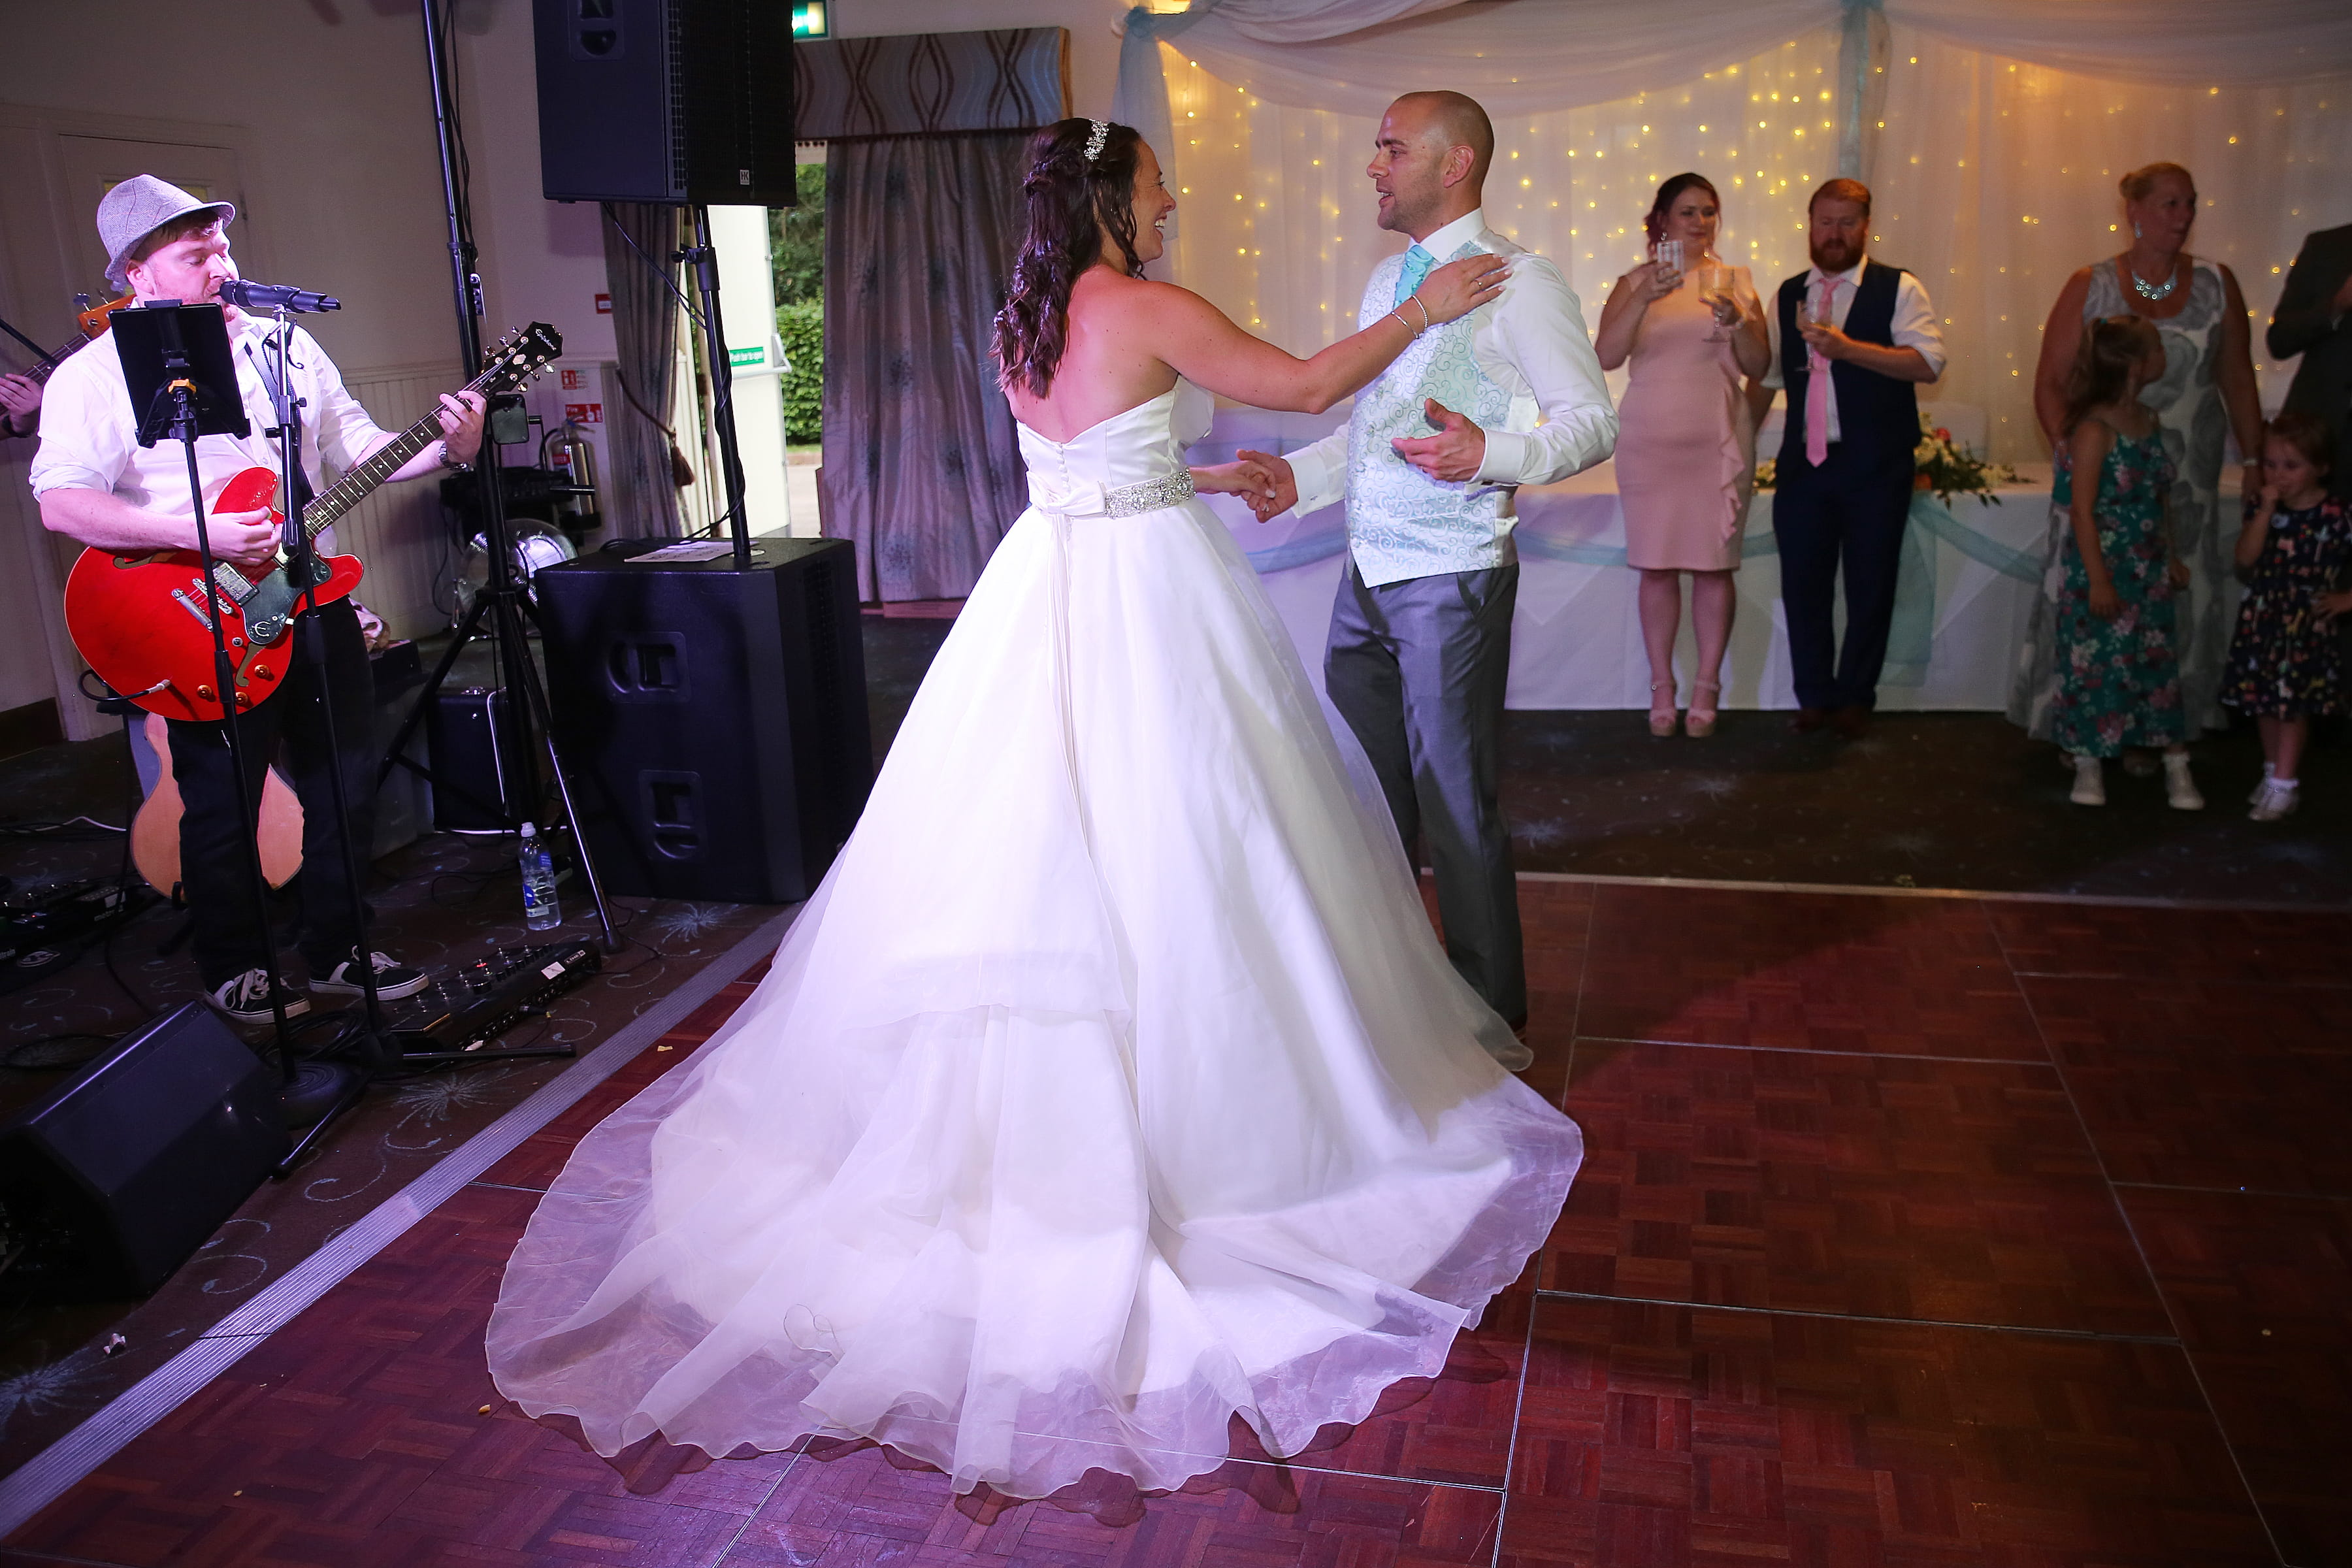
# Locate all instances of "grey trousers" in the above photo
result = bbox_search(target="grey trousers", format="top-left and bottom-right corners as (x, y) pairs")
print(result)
(1324, 559), (1526, 1024)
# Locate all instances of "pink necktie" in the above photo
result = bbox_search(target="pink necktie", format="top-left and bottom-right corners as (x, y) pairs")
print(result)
(1804, 275), (1842, 468)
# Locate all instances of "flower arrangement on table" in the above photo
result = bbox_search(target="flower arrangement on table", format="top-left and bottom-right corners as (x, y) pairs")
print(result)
(1752, 414), (2017, 504)
(1911, 413), (2016, 505)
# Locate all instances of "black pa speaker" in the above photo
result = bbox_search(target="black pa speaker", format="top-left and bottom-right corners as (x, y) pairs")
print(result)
(534, 539), (872, 904)
(532, 0), (796, 206)
(0, 1004), (289, 1298)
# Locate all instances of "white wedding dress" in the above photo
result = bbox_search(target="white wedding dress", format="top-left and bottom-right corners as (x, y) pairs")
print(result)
(486, 381), (1583, 1499)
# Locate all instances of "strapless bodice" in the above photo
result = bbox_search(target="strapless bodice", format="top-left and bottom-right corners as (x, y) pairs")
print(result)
(1017, 380), (1211, 512)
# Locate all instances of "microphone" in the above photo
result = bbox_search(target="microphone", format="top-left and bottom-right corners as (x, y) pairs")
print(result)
(217, 279), (341, 314)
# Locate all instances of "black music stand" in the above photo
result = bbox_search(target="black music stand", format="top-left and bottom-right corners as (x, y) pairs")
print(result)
(112, 302), (355, 1130)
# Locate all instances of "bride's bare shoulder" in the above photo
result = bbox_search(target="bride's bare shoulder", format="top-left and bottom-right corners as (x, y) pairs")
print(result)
(1069, 269), (1220, 327)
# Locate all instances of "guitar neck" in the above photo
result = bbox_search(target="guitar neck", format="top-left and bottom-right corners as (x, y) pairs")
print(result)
(304, 363), (498, 538)
(25, 333), (91, 386)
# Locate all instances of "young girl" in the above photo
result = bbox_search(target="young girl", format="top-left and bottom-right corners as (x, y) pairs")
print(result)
(2048, 314), (2204, 809)
(2221, 413), (2352, 821)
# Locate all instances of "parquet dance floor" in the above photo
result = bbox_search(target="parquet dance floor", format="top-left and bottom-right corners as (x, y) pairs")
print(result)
(4, 879), (2345, 1567)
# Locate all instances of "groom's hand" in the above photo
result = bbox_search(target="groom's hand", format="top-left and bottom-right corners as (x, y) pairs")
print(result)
(1236, 448), (1297, 521)
(1392, 399), (1487, 482)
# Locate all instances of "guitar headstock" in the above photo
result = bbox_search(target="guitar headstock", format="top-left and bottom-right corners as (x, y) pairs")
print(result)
(481, 323), (564, 392)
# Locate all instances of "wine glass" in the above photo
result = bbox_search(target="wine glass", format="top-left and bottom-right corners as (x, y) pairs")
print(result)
(1652, 238), (1684, 292)
(1695, 261), (1734, 342)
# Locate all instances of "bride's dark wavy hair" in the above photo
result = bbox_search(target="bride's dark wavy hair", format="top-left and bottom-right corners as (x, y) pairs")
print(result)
(992, 118), (1146, 398)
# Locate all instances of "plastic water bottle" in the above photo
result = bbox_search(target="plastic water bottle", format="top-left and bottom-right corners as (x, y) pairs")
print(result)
(519, 821), (561, 931)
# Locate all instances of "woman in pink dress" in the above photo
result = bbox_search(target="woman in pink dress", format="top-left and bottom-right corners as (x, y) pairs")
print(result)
(1595, 173), (1769, 736)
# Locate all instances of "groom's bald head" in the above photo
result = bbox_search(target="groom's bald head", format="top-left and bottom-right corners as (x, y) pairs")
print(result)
(1371, 91), (1494, 238)
(1391, 91), (1494, 187)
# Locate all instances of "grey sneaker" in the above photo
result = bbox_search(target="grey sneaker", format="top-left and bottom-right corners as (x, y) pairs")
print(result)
(207, 968), (312, 1024)
(312, 949), (430, 1000)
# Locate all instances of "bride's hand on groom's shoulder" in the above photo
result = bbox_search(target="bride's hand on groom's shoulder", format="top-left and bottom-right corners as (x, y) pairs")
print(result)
(1195, 451), (1295, 522)
(1413, 254), (1512, 326)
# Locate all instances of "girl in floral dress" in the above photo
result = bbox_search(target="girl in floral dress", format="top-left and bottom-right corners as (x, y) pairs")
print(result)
(2048, 315), (2204, 809)
(2223, 413), (2352, 821)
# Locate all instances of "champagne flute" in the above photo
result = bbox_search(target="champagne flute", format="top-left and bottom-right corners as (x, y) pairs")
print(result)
(1695, 261), (1734, 343)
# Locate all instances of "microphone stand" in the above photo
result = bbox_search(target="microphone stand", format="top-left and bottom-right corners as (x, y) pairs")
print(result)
(257, 307), (583, 1175)
(123, 308), (314, 1121)
(255, 310), (388, 1171)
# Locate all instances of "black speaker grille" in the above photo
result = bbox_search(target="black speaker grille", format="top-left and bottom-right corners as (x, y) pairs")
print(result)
(666, 0), (689, 194)
(802, 559), (845, 832)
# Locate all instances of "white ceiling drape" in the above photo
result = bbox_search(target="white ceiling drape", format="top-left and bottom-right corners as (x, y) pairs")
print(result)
(1116, 0), (2352, 187)
(1141, 6), (2352, 463)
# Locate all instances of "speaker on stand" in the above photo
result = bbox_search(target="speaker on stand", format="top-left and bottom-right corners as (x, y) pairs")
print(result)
(533, 0), (797, 207)
(532, 538), (872, 905)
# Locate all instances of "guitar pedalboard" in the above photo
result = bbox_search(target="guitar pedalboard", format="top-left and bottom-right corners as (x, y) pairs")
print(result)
(383, 938), (602, 1061)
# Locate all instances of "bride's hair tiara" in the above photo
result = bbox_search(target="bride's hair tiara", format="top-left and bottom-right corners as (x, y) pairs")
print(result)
(1083, 119), (1110, 165)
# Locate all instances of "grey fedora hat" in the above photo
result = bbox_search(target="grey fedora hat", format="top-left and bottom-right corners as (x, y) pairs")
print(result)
(97, 174), (235, 288)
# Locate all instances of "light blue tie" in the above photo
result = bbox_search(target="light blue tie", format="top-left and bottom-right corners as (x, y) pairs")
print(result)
(1393, 243), (1435, 308)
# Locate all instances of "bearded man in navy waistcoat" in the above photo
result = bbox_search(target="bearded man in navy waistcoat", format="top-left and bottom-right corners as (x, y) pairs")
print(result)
(1755, 178), (1948, 737)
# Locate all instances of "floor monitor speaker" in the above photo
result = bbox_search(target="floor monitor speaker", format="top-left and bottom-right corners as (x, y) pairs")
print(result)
(0, 1004), (289, 1298)
(533, 539), (872, 904)
(532, 0), (796, 206)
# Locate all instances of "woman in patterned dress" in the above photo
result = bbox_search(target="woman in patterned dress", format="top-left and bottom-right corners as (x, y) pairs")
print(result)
(2046, 315), (2204, 810)
(2223, 413), (2352, 821)
(2016, 162), (2266, 742)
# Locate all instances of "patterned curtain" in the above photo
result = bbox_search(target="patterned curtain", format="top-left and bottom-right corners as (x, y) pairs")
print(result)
(819, 133), (1031, 603)
(598, 202), (685, 538)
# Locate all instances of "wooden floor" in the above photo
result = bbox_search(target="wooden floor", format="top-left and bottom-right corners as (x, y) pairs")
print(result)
(5, 880), (2347, 1568)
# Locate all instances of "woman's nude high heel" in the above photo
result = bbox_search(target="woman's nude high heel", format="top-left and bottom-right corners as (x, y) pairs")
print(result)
(1684, 680), (1721, 738)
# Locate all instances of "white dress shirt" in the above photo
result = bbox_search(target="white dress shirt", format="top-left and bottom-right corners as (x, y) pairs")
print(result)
(31, 314), (392, 553)
(1760, 257), (1946, 444)
(1287, 208), (1617, 519)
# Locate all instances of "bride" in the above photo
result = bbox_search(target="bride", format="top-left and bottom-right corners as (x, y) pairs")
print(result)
(487, 118), (1584, 1501)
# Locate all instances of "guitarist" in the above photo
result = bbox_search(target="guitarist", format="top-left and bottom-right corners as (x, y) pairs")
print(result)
(0, 370), (33, 438)
(30, 175), (485, 1024)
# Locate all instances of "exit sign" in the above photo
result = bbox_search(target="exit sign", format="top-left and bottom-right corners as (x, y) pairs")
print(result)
(792, 1), (827, 39)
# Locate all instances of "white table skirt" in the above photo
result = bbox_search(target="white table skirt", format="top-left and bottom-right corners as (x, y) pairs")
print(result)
(1192, 416), (2055, 711)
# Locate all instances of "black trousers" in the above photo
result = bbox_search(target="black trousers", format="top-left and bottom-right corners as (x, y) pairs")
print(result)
(1770, 442), (1918, 711)
(167, 599), (378, 988)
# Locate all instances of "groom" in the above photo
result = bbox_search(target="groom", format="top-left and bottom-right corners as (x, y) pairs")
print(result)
(1252, 91), (1616, 1059)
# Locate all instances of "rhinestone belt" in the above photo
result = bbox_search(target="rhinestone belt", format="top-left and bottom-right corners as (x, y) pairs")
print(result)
(1098, 470), (1196, 517)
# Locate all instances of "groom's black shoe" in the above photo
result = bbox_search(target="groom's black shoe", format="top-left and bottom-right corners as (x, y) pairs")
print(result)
(1789, 706), (1829, 734)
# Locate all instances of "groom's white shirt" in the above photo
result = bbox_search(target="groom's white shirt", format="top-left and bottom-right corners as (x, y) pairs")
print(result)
(1286, 208), (1616, 585)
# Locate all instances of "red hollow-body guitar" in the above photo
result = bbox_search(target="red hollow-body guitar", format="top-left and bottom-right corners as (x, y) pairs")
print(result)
(65, 322), (563, 721)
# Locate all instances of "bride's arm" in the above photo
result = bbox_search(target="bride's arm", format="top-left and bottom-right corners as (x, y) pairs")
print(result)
(1138, 255), (1507, 415)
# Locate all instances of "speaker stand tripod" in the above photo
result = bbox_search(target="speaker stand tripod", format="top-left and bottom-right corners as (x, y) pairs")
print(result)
(376, 0), (615, 951)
